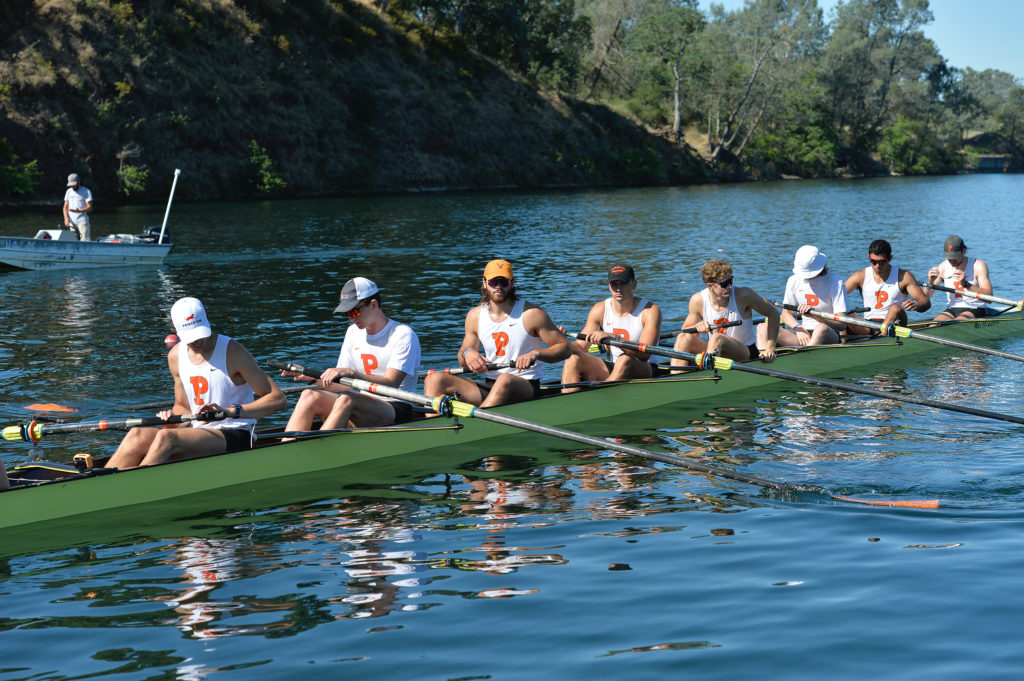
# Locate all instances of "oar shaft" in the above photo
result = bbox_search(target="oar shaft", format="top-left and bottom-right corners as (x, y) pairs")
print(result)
(584, 336), (1024, 426)
(120, 384), (311, 412)
(785, 304), (1024, 364)
(418, 362), (511, 378)
(920, 281), (1020, 308)
(2, 413), (203, 443)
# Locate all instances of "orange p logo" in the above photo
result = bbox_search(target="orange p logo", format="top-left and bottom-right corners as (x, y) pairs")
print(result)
(492, 332), (510, 357)
(361, 354), (379, 375)
(189, 376), (209, 405)
(874, 290), (889, 309)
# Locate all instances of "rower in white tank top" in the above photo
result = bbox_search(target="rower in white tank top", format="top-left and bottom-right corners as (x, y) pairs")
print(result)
(602, 297), (655, 362)
(861, 264), (908, 320)
(702, 287), (756, 347)
(178, 334), (256, 431)
(935, 257), (986, 310)
(478, 298), (543, 380)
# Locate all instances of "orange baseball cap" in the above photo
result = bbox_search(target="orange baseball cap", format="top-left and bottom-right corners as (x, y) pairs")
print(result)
(483, 259), (513, 280)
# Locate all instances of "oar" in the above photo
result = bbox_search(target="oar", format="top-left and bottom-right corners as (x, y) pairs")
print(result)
(118, 384), (312, 412)
(657, 309), (872, 342)
(570, 334), (1024, 427)
(267, 360), (937, 509)
(919, 282), (1023, 311)
(418, 361), (513, 378)
(2, 412), (227, 443)
(779, 303), (1024, 364)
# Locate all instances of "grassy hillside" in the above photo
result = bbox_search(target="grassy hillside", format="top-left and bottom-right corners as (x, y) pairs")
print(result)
(0, 0), (708, 203)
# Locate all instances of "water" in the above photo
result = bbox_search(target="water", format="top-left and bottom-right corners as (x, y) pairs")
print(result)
(1, 174), (1023, 679)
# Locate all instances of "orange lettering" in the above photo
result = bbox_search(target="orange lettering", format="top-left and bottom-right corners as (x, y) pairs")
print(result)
(874, 290), (889, 309)
(361, 353), (379, 375)
(712, 317), (729, 333)
(805, 294), (820, 307)
(612, 327), (629, 341)
(189, 376), (209, 405)
(953, 280), (964, 298)
(492, 332), (510, 356)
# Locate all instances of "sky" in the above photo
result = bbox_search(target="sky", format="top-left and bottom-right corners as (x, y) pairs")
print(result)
(702, 0), (1024, 80)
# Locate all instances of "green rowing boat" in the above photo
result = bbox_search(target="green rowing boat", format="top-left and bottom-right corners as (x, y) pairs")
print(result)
(1, 311), (1021, 534)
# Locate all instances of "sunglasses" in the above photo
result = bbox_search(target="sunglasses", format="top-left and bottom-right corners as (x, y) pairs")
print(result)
(710, 277), (733, 288)
(486, 277), (511, 288)
(346, 300), (370, 319)
(868, 257), (890, 265)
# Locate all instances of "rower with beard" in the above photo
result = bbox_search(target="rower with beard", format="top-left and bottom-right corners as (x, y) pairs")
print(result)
(559, 263), (662, 393)
(424, 260), (570, 407)
(926, 235), (993, 320)
(106, 297), (287, 469)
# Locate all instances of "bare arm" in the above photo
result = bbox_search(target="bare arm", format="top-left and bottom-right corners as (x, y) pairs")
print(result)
(845, 269), (864, 295)
(901, 270), (931, 313)
(972, 259), (993, 296)
(223, 340), (287, 418)
(682, 292), (706, 333)
(522, 304), (571, 368)
(739, 288), (779, 356)
(459, 308), (489, 373)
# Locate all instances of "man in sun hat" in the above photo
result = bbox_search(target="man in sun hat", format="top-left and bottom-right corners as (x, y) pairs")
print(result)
(424, 259), (569, 407)
(771, 245), (849, 347)
(62, 173), (93, 241)
(282, 277), (422, 432)
(844, 238), (930, 335)
(559, 263), (662, 392)
(671, 259), (779, 367)
(925, 235), (993, 320)
(106, 297), (286, 469)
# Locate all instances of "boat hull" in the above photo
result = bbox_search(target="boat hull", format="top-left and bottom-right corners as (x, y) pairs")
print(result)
(1, 312), (1020, 535)
(0, 236), (171, 270)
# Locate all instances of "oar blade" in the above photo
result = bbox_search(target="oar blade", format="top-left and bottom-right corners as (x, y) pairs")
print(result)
(25, 403), (77, 413)
(831, 495), (940, 509)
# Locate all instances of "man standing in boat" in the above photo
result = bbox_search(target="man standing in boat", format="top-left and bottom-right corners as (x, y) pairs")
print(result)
(62, 173), (93, 241)
(424, 259), (569, 407)
(844, 239), (930, 334)
(559, 263), (662, 392)
(106, 297), (286, 469)
(925, 235), (993, 320)
(769, 245), (849, 346)
(671, 259), (779, 367)
(282, 277), (422, 432)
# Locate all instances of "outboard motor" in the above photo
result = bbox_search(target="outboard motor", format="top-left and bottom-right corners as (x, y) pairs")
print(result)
(138, 225), (170, 243)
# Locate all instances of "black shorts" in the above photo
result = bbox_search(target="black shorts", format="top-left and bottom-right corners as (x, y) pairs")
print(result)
(219, 427), (254, 451)
(745, 344), (760, 361)
(483, 377), (542, 399)
(944, 306), (990, 318)
(391, 400), (417, 424)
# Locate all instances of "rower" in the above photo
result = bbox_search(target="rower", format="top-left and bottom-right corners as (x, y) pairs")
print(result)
(844, 238), (930, 335)
(926, 235), (993, 320)
(559, 263), (662, 393)
(672, 259), (779, 367)
(770, 245), (848, 347)
(424, 259), (569, 407)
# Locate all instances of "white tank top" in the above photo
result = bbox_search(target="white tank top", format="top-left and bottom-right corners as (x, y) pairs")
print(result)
(702, 288), (756, 346)
(177, 335), (255, 430)
(602, 297), (653, 361)
(937, 257), (985, 309)
(477, 298), (543, 380)
(861, 265), (908, 320)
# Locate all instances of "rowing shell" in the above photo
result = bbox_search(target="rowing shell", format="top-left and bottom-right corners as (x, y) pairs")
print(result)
(0, 310), (1020, 534)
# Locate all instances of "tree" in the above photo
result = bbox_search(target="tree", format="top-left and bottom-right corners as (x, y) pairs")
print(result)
(998, 86), (1024, 146)
(625, 2), (705, 139)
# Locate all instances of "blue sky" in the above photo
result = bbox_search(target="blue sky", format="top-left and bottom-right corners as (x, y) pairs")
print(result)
(702, 0), (1023, 80)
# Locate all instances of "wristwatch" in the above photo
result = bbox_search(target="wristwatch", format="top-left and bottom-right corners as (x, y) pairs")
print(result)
(231, 404), (243, 418)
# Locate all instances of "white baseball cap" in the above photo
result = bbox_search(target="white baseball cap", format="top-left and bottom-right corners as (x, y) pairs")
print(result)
(793, 245), (827, 278)
(334, 277), (379, 313)
(67, 173), (80, 187)
(170, 297), (213, 344)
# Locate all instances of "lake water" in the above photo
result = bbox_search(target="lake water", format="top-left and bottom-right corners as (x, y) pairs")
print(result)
(1, 174), (1024, 679)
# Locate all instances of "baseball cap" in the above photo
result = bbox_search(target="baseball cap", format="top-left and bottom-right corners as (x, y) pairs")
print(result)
(67, 173), (80, 187)
(170, 297), (213, 345)
(607, 263), (635, 283)
(483, 260), (513, 280)
(793, 245), (827, 278)
(334, 277), (379, 313)
(943, 235), (966, 259)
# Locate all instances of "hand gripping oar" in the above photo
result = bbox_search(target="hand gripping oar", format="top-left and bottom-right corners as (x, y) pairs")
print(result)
(919, 282), (1023, 311)
(119, 385), (311, 412)
(779, 303), (1024, 364)
(570, 333), (1024, 427)
(659, 320), (742, 341)
(267, 360), (936, 509)
(2, 412), (226, 443)
(418, 361), (513, 378)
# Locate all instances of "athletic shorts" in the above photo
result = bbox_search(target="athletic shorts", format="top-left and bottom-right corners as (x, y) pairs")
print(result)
(745, 344), (760, 361)
(944, 306), (990, 318)
(391, 400), (417, 424)
(484, 377), (542, 399)
(219, 427), (254, 452)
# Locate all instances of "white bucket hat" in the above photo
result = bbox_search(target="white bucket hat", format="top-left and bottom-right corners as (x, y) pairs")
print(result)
(793, 245), (827, 278)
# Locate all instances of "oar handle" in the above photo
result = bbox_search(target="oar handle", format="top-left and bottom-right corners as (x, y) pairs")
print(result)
(2, 411), (227, 443)
(919, 281), (1020, 309)
(418, 361), (511, 378)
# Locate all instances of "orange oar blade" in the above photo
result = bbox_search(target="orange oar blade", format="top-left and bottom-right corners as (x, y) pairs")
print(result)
(25, 403), (78, 413)
(832, 495), (940, 509)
